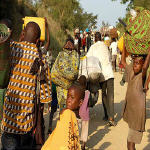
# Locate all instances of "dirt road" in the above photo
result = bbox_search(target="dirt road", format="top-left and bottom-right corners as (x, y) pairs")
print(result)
(44, 72), (150, 150)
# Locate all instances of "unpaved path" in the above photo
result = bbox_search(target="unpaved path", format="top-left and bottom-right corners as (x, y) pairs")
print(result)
(44, 72), (150, 150)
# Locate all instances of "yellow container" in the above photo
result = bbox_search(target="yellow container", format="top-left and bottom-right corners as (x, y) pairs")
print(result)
(118, 34), (129, 56)
(104, 40), (110, 47)
(23, 17), (45, 41)
(118, 35), (124, 52)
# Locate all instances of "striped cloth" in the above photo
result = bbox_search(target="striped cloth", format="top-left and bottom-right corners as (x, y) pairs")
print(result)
(1, 41), (52, 134)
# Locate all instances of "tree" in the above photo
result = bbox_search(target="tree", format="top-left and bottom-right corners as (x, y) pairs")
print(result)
(111, 0), (150, 10)
(37, 0), (97, 31)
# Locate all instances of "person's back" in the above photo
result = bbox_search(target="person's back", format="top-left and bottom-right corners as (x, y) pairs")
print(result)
(82, 35), (86, 52)
(1, 22), (52, 150)
(87, 40), (113, 81)
(86, 33), (91, 52)
(2, 22), (41, 132)
(87, 32), (115, 126)
(86, 34), (91, 46)
(110, 39), (118, 71)
(110, 41), (117, 56)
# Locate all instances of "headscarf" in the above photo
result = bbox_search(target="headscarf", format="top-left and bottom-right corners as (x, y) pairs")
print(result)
(64, 40), (75, 50)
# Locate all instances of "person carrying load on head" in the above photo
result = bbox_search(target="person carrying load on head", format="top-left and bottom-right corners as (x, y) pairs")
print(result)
(51, 35), (80, 112)
(87, 32), (115, 126)
(1, 19), (52, 150)
(121, 45), (150, 150)
(119, 6), (150, 150)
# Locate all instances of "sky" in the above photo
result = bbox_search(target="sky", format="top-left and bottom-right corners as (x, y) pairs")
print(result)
(79, 0), (129, 28)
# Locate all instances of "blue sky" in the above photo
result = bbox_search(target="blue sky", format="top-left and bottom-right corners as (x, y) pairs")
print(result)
(79, 0), (129, 28)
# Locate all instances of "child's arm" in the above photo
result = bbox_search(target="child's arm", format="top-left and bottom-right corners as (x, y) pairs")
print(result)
(142, 48), (150, 79)
(44, 18), (50, 51)
(121, 43), (127, 68)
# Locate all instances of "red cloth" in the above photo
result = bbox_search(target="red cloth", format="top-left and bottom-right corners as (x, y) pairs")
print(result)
(119, 63), (124, 69)
(82, 37), (86, 46)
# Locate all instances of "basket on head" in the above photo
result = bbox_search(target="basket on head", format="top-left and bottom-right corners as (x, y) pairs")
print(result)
(0, 24), (11, 44)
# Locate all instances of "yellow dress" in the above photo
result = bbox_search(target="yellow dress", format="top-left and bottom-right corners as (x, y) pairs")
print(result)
(42, 109), (81, 150)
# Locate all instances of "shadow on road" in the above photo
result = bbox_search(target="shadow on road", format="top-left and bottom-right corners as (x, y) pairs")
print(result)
(143, 100), (150, 150)
(87, 100), (124, 149)
(98, 142), (112, 150)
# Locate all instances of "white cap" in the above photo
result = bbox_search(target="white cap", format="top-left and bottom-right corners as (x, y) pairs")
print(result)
(75, 28), (79, 33)
(130, 9), (137, 19)
(109, 26), (114, 30)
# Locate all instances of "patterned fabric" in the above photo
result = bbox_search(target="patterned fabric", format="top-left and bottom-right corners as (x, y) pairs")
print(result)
(1, 41), (52, 134)
(125, 7), (150, 54)
(39, 65), (52, 103)
(51, 54), (72, 90)
(51, 49), (79, 89)
(58, 49), (79, 81)
(56, 86), (68, 110)
(42, 109), (81, 150)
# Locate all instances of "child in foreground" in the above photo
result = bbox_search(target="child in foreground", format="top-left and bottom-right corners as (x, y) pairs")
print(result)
(121, 47), (150, 150)
(78, 75), (90, 150)
(42, 84), (85, 150)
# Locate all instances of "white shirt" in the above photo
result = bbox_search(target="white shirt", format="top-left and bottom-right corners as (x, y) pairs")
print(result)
(74, 39), (78, 45)
(80, 34), (83, 39)
(87, 41), (114, 81)
(110, 41), (118, 55)
(104, 36), (110, 41)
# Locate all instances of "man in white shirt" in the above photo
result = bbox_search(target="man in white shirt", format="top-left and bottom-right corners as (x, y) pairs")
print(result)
(109, 38), (118, 72)
(87, 32), (115, 126)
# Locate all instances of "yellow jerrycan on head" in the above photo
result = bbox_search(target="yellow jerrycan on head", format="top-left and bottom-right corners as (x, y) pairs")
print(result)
(23, 17), (45, 41)
(118, 34), (124, 52)
(118, 34), (129, 56)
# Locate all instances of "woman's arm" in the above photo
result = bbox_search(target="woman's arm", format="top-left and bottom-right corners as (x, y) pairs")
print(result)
(121, 43), (127, 68)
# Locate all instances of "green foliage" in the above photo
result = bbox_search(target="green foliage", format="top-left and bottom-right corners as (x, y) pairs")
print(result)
(134, 0), (150, 10)
(112, 0), (150, 10)
(0, 0), (37, 40)
(0, 0), (97, 58)
(39, 0), (97, 31)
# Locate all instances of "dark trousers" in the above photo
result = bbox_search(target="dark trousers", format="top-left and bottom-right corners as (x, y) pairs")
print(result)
(1, 132), (34, 150)
(48, 105), (57, 132)
(82, 45), (85, 52)
(101, 78), (114, 119)
(87, 46), (90, 52)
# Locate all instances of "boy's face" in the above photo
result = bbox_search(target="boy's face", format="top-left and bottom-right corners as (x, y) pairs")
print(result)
(133, 57), (144, 74)
(66, 87), (82, 111)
